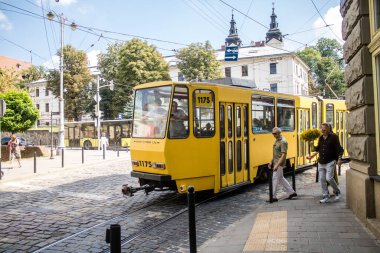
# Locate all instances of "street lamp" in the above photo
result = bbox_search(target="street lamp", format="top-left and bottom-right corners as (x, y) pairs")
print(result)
(47, 10), (77, 155)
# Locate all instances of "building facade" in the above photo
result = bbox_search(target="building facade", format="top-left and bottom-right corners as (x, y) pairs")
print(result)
(0, 55), (31, 73)
(26, 79), (60, 127)
(341, 0), (380, 239)
(168, 6), (309, 96)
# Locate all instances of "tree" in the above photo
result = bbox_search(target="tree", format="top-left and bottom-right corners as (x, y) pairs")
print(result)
(313, 38), (343, 63)
(175, 41), (222, 82)
(98, 38), (170, 118)
(0, 90), (39, 133)
(297, 38), (345, 98)
(0, 68), (19, 93)
(47, 45), (92, 121)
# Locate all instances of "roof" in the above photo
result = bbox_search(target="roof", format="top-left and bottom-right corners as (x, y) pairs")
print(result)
(165, 44), (297, 66)
(0, 55), (32, 71)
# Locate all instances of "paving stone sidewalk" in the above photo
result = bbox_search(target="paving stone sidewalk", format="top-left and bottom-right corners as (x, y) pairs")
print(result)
(199, 165), (380, 253)
(0, 148), (130, 182)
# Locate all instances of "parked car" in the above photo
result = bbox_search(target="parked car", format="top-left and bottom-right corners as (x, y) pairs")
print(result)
(1, 136), (34, 146)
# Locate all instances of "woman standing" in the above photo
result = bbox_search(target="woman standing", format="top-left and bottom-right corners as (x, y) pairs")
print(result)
(8, 134), (21, 168)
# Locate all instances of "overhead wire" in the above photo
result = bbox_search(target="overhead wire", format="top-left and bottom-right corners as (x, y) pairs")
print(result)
(183, 0), (226, 36)
(309, 0), (343, 43)
(39, 0), (56, 69)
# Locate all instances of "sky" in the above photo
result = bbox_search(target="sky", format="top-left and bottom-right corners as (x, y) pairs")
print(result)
(0, 0), (343, 69)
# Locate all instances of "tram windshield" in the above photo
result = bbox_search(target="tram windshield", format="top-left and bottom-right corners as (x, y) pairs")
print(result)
(132, 86), (172, 138)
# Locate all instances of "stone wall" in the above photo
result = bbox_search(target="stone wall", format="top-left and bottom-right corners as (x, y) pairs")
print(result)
(1, 130), (59, 146)
(1, 146), (49, 161)
(341, 0), (379, 233)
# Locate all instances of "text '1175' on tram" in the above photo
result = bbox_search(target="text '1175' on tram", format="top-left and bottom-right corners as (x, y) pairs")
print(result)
(122, 81), (348, 196)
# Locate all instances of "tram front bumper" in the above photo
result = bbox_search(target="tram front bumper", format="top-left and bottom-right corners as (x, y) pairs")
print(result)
(131, 171), (172, 182)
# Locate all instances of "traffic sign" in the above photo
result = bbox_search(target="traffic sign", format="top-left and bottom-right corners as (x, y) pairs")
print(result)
(118, 113), (123, 120)
(225, 46), (239, 61)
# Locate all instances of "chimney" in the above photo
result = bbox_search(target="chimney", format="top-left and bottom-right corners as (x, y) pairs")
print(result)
(221, 45), (225, 50)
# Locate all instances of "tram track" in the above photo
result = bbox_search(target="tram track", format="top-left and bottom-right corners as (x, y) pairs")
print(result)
(31, 192), (180, 253)
(101, 187), (241, 253)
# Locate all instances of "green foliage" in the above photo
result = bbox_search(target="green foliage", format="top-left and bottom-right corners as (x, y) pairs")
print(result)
(46, 45), (92, 121)
(98, 38), (170, 119)
(0, 68), (19, 93)
(0, 90), (39, 133)
(313, 38), (343, 63)
(296, 38), (344, 98)
(300, 129), (322, 142)
(176, 41), (222, 82)
(19, 66), (46, 88)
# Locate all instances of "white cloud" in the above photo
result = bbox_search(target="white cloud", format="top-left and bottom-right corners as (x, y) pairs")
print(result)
(43, 50), (99, 71)
(37, 0), (77, 7)
(0, 11), (13, 31)
(313, 5), (343, 44)
(56, 0), (77, 6)
(87, 50), (100, 67)
(43, 55), (60, 70)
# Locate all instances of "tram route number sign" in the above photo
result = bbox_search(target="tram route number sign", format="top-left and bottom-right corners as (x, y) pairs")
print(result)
(195, 94), (213, 107)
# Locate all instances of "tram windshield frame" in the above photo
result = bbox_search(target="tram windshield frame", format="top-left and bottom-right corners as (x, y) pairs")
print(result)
(132, 86), (172, 139)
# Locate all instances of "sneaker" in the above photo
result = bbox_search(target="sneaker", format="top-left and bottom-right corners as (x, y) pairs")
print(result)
(335, 191), (341, 201)
(319, 196), (330, 203)
(287, 192), (298, 200)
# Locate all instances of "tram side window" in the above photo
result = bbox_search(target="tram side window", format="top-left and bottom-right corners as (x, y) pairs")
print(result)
(193, 90), (215, 137)
(277, 99), (295, 132)
(312, 102), (317, 129)
(326, 103), (334, 129)
(169, 86), (189, 139)
(251, 95), (274, 133)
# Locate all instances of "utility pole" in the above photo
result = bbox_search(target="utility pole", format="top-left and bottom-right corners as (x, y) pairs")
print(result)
(58, 14), (65, 155)
(96, 75), (101, 150)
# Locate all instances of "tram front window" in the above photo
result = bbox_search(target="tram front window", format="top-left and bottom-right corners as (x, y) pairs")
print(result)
(133, 86), (172, 138)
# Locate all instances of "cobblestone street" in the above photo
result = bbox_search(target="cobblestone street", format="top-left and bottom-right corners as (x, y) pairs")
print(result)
(0, 149), (343, 253)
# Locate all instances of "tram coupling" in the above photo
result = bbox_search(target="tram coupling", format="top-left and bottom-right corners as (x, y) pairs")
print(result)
(122, 184), (155, 197)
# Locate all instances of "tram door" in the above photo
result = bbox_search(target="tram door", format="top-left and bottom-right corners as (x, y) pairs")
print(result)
(219, 103), (249, 188)
(335, 111), (347, 155)
(297, 109), (310, 165)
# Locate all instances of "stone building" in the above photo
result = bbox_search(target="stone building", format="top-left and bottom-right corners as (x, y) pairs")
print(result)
(341, 0), (380, 238)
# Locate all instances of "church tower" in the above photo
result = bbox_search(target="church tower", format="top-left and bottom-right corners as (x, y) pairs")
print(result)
(265, 3), (283, 48)
(225, 13), (242, 47)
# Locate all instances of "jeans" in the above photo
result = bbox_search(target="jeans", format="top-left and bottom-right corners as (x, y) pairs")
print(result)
(272, 165), (295, 198)
(318, 160), (340, 197)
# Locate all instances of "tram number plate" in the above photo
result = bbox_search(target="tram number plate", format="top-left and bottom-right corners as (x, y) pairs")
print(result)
(195, 94), (212, 107)
(138, 160), (152, 167)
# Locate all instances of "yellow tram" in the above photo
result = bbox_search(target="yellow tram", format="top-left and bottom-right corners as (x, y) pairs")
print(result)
(123, 81), (348, 196)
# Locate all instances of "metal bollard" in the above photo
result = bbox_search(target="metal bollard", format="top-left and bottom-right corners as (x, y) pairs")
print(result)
(188, 186), (197, 253)
(82, 147), (84, 164)
(268, 167), (274, 203)
(315, 163), (319, 183)
(292, 165), (296, 192)
(105, 224), (121, 253)
(103, 144), (106, 160)
(0, 160), (2, 180)
(117, 147), (119, 157)
(34, 152), (37, 173)
(61, 149), (64, 168)
(338, 164), (341, 176)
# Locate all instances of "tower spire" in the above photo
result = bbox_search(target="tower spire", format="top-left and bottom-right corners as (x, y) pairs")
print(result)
(266, 2), (283, 43)
(225, 11), (242, 47)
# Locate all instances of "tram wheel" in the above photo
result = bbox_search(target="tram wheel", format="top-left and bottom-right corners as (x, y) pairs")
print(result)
(83, 140), (92, 150)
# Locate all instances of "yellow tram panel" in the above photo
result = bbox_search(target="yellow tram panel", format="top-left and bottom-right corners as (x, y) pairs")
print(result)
(125, 81), (348, 196)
